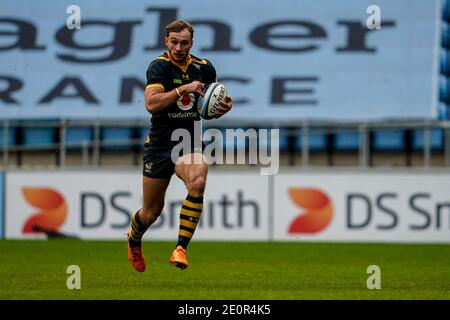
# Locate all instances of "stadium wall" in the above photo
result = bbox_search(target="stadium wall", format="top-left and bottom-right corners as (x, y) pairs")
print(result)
(4, 169), (450, 243)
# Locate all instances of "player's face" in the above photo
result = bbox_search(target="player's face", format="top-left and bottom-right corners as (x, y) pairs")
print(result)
(165, 29), (193, 63)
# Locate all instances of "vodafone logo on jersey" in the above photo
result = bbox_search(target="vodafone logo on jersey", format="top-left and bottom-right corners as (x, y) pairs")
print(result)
(287, 188), (333, 234)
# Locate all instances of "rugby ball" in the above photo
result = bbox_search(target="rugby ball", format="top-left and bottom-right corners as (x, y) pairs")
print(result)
(197, 82), (227, 120)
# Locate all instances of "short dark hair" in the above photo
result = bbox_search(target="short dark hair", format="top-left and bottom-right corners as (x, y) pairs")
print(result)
(165, 19), (194, 39)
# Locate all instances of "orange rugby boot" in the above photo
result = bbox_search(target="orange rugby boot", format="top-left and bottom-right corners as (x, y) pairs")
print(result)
(170, 245), (188, 270)
(127, 231), (146, 272)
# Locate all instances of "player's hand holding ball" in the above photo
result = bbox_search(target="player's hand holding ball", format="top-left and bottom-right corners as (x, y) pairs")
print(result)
(181, 81), (205, 97)
(197, 82), (233, 119)
(214, 95), (233, 119)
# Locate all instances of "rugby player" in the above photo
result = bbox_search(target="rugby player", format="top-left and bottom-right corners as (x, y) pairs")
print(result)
(127, 19), (233, 271)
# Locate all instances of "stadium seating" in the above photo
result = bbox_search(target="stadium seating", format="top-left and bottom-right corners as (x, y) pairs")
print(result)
(139, 127), (149, 149)
(442, 21), (449, 49)
(66, 127), (93, 147)
(23, 127), (55, 147)
(277, 129), (290, 151)
(254, 127), (289, 152)
(372, 130), (405, 151)
(412, 128), (444, 151)
(220, 127), (247, 152)
(206, 127), (289, 159)
(440, 75), (450, 103)
(335, 131), (359, 151)
(0, 127), (16, 146)
(100, 127), (134, 151)
(438, 101), (449, 119)
(441, 48), (450, 76)
(140, 127), (149, 141)
(295, 129), (327, 151)
(444, 0), (450, 22)
(20, 127), (58, 167)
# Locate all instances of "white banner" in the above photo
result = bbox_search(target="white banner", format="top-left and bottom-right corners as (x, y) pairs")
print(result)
(5, 171), (268, 240)
(5, 170), (450, 242)
(0, 0), (439, 121)
(273, 171), (450, 242)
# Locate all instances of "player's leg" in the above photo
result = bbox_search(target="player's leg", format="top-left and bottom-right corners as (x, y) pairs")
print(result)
(130, 176), (171, 244)
(128, 176), (171, 272)
(170, 152), (208, 269)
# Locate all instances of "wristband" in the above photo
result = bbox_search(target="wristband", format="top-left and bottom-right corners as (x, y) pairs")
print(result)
(175, 88), (182, 98)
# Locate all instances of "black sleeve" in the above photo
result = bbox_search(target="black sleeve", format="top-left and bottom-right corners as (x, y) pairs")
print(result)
(202, 60), (217, 85)
(146, 60), (169, 90)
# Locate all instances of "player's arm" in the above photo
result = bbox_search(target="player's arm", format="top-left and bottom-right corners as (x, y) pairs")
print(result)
(145, 81), (205, 114)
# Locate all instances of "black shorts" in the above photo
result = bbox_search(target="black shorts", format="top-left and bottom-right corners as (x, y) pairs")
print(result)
(142, 142), (204, 179)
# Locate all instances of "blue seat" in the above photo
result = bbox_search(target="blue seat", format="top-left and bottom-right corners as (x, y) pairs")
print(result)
(140, 128), (149, 141)
(0, 127), (16, 146)
(440, 49), (450, 76)
(335, 131), (359, 151)
(66, 127), (93, 146)
(217, 127), (287, 157)
(201, 127), (222, 151)
(277, 128), (289, 151)
(101, 127), (133, 150)
(443, 0), (450, 22)
(438, 101), (450, 120)
(373, 130), (405, 151)
(222, 128), (248, 151)
(23, 127), (55, 147)
(412, 129), (444, 151)
(442, 21), (449, 49)
(139, 127), (150, 148)
(440, 74), (450, 103)
(296, 129), (327, 151)
(253, 128), (289, 152)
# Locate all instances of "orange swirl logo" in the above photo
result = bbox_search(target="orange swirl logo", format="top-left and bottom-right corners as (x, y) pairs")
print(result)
(22, 187), (68, 234)
(288, 188), (333, 234)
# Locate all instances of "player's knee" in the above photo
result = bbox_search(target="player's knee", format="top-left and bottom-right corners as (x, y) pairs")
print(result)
(188, 175), (206, 195)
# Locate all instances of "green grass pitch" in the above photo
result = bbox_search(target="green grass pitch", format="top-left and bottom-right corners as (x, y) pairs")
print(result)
(0, 240), (449, 300)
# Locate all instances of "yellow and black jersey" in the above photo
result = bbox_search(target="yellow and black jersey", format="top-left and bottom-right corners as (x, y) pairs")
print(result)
(146, 52), (216, 120)
(144, 52), (216, 150)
